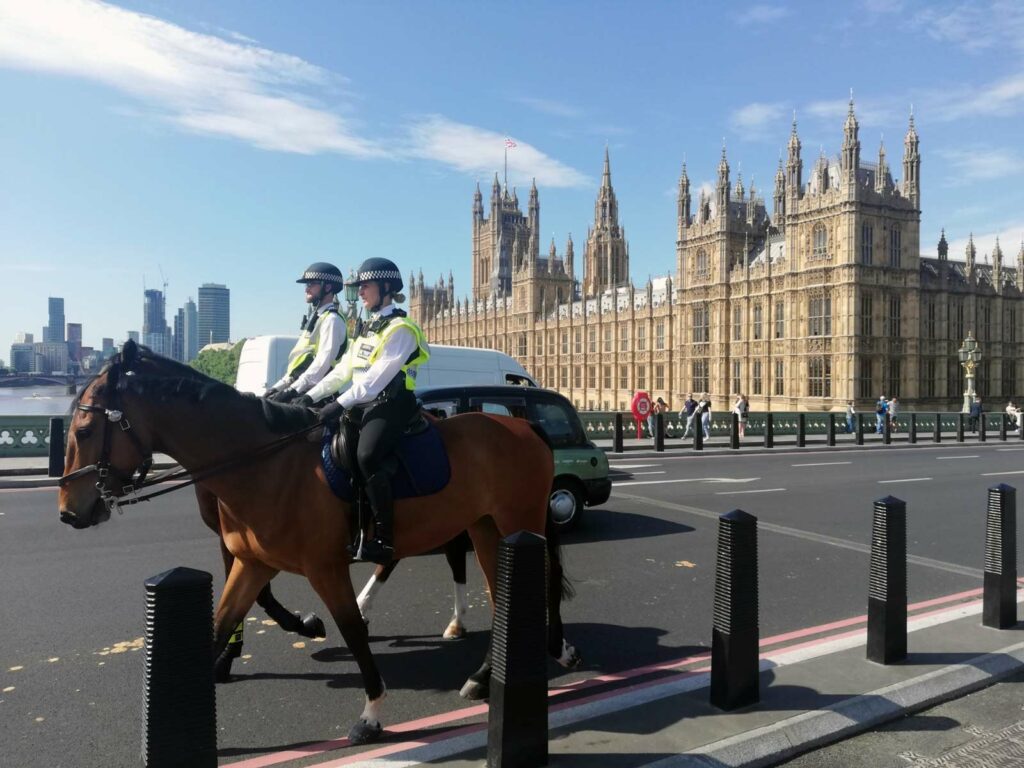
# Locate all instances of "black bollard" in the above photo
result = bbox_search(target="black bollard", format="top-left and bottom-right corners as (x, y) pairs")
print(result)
(866, 497), (907, 664)
(48, 417), (64, 478)
(143, 567), (217, 768)
(730, 412), (740, 450)
(655, 412), (665, 453)
(827, 413), (836, 447)
(883, 412), (892, 445)
(694, 420), (704, 451)
(909, 413), (917, 444)
(856, 413), (865, 445)
(763, 413), (774, 449)
(957, 413), (965, 442)
(487, 531), (548, 768)
(710, 509), (759, 710)
(796, 413), (806, 448)
(934, 413), (941, 443)
(980, 413), (988, 442)
(613, 413), (623, 454)
(1000, 414), (1008, 442)
(983, 484), (1017, 630)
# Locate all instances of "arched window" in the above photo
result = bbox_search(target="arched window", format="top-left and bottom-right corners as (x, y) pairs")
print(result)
(812, 223), (828, 260)
(694, 249), (709, 278)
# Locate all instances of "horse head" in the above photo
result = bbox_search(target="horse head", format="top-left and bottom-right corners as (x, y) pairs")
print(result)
(58, 339), (155, 529)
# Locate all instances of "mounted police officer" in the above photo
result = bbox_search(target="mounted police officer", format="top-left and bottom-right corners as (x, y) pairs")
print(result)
(302, 257), (430, 565)
(265, 262), (348, 403)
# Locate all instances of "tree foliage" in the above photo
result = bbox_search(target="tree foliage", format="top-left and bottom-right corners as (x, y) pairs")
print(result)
(190, 341), (245, 386)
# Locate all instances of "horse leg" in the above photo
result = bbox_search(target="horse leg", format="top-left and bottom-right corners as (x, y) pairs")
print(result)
(356, 559), (400, 624)
(212, 558), (277, 683)
(256, 583), (327, 639)
(442, 531), (470, 640)
(307, 567), (387, 746)
(459, 518), (500, 700)
(546, 525), (581, 669)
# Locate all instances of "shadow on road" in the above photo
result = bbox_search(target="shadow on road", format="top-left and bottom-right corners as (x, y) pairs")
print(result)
(566, 507), (694, 544)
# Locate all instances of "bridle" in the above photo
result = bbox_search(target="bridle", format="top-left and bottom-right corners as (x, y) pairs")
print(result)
(58, 359), (153, 514)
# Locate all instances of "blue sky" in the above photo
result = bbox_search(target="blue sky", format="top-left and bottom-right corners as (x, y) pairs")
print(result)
(2, 0), (1024, 353)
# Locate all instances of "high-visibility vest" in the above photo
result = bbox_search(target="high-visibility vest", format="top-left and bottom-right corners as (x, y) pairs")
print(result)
(285, 306), (345, 379)
(348, 311), (430, 392)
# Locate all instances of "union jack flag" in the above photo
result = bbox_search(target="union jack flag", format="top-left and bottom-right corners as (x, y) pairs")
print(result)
(505, 138), (517, 148)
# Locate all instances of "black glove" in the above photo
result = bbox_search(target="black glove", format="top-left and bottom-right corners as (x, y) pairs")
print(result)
(294, 395), (314, 409)
(318, 400), (345, 424)
(274, 388), (300, 404)
(262, 387), (281, 400)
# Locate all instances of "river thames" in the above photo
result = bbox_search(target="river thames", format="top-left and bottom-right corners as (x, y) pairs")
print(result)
(0, 385), (74, 416)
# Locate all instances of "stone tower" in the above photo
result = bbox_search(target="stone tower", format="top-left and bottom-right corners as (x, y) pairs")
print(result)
(583, 148), (629, 296)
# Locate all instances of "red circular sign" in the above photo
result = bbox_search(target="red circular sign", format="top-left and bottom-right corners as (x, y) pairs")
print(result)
(631, 391), (652, 420)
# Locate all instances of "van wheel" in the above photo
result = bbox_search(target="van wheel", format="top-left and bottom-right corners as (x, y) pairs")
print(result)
(549, 479), (584, 531)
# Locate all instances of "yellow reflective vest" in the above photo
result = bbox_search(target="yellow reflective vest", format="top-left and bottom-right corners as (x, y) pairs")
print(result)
(285, 305), (346, 379)
(348, 312), (430, 392)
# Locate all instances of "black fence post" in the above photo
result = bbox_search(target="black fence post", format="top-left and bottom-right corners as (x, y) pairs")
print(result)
(47, 417), (64, 478)
(613, 413), (623, 454)
(763, 413), (774, 449)
(883, 412), (892, 445)
(796, 413), (806, 448)
(487, 531), (548, 768)
(655, 412), (665, 453)
(957, 413), (965, 442)
(143, 567), (217, 768)
(730, 413), (740, 450)
(980, 413), (988, 442)
(983, 484), (1017, 630)
(866, 497), (907, 664)
(694, 420), (704, 451)
(856, 413), (865, 446)
(710, 510), (759, 711)
(909, 413), (917, 444)
(934, 413), (941, 443)
(827, 413), (836, 447)
(1000, 414), (1008, 442)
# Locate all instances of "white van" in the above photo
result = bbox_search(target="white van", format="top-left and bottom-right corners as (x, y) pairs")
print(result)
(235, 336), (536, 395)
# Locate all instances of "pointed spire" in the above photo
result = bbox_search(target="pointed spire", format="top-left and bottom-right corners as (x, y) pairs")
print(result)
(601, 144), (612, 188)
(938, 228), (948, 260)
(788, 113), (801, 153)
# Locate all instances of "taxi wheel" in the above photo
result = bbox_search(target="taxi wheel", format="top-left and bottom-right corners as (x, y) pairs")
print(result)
(549, 479), (584, 531)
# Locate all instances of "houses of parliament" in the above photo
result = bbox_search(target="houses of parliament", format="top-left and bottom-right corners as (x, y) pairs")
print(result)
(409, 101), (1024, 412)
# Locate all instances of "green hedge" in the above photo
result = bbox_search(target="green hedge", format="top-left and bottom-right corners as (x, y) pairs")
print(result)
(190, 341), (245, 386)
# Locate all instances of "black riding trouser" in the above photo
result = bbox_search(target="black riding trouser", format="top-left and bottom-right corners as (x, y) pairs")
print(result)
(342, 388), (419, 483)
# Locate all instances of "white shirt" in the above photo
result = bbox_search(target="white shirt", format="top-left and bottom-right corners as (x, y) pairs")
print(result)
(286, 304), (347, 394)
(306, 304), (418, 408)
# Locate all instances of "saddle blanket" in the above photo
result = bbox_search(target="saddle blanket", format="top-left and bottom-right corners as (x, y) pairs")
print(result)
(320, 421), (451, 501)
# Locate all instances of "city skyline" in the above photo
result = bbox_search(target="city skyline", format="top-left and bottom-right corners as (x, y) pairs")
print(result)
(1, 1), (1023, 350)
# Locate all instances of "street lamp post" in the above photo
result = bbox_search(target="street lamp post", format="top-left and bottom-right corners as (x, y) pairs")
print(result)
(344, 269), (361, 337)
(958, 331), (982, 413)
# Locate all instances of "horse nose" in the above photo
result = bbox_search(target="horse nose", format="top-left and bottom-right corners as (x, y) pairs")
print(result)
(59, 510), (77, 526)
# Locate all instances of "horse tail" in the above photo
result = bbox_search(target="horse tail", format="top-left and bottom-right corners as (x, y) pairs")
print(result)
(545, 515), (575, 601)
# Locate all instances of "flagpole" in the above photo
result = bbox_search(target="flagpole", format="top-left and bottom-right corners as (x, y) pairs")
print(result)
(504, 144), (508, 190)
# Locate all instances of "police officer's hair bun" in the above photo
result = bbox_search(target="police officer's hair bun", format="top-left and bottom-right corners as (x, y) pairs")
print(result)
(392, 291), (406, 304)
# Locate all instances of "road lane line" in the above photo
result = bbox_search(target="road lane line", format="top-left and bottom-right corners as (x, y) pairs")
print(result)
(611, 490), (982, 578)
(937, 455), (977, 459)
(878, 477), (932, 483)
(791, 461), (851, 467)
(982, 470), (1024, 476)
(625, 471), (665, 476)
(612, 477), (758, 487)
(997, 448), (1024, 452)
(714, 488), (786, 495)
(607, 463), (661, 469)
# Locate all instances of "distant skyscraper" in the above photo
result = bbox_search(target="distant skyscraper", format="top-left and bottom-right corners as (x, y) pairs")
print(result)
(33, 342), (68, 374)
(127, 331), (140, 344)
(197, 283), (230, 346)
(66, 323), (82, 363)
(143, 289), (170, 355)
(9, 342), (33, 372)
(15, 331), (33, 344)
(173, 308), (184, 361)
(183, 297), (198, 362)
(101, 338), (115, 358)
(44, 297), (65, 343)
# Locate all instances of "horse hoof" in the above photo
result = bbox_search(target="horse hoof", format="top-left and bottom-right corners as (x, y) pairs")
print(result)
(348, 718), (382, 745)
(300, 613), (327, 639)
(442, 623), (465, 640)
(459, 679), (489, 701)
(213, 659), (234, 684)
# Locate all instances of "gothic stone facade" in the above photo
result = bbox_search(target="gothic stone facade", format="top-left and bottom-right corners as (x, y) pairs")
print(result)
(411, 104), (1024, 412)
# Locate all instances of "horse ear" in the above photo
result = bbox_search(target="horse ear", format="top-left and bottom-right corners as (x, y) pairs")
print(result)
(122, 338), (138, 367)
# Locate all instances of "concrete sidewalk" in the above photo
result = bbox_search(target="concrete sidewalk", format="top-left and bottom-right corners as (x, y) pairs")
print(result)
(303, 590), (1024, 768)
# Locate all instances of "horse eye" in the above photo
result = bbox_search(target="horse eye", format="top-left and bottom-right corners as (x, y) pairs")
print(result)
(75, 428), (92, 440)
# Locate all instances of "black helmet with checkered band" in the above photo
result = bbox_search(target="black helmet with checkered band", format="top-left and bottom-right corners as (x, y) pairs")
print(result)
(296, 262), (344, 292)
(351, 257), (403, 294)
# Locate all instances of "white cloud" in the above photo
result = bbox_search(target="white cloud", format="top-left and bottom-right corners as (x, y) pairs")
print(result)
(402, 116), (590, 189)
(512, 96), (582, 119)
(938, 146), (1024, 183)
(804, 97), (901, 128)
(735, 4), (791, 25)
(730, 101), (788, 137)
(934, 72), (1024, 121)
(913, 1), (1024, 54)
(947, 224), (1024, 262)
(0, 0), (384, 156)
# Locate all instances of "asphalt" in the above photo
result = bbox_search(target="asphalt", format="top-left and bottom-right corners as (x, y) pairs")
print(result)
(5, 432), (1024, 767)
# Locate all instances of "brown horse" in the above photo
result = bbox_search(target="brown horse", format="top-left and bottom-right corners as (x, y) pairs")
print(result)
(57, 341), (579, 744)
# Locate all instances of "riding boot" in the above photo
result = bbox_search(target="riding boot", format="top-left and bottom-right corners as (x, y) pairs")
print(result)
(356, 471), (395, 565)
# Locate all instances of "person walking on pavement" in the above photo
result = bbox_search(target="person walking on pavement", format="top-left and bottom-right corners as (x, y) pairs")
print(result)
(969, 397), (983, 433)
(888, 396), (899, 433)
(265, 262), (348, 402)
(698, 393), (712, 440)
(648, 397), (669, 441)
(300, 257), (430, 565)
(845, 401), (856, 434)
(875, 395), (888, 434)
(734, 394), (749, 437)
(681, 393), (698, 438)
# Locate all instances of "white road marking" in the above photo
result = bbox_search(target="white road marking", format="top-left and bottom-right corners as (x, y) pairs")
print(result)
(790, 461), (851, 467)
(612, 477), (759, 487)
(714, 488), (786, 495)
(878, 477), (932, 484)
(608, 463), (662, 469)
(937, 455), (977, 459)
(628, 471), (666, 476)
(982, 470), (1024, 476)
(997, 448), (1024, 452)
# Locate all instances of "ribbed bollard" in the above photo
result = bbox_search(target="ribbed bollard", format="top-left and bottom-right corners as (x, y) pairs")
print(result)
(796, 413), (806, 447)
(48, 417), (64, 478)
(856, 413), (865, 445)
(710, 510), (759, 710)
(1000, 414), (1008, 441)
(883, 413), (892, 445)
(867, 497), (907, 664)
(980, 413), (988, 442)
(909, 413), (917, 444)
(143, 567), (216, 768)
(730, 413), (740, 450)
(983, 484), (1017, 630)
(957, 413), (965, 442)
(487, 531), (548, 768)
(613, 413), (623, 454)
(763, 413), (773, 449)
(655, 413), (665, 453)
(827, 413), (836, 447)
(694, 420), (703, 451)
(934, 413), (941, 443)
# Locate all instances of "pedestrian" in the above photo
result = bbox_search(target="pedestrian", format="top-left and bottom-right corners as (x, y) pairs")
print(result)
(699, 393), (712, 440)
(969, 397), (983, 433)
(733, 394), (749, 437)
(649, 397), (669, 440)
(888, 396), (899, 433)
(875, 394), (888, 434)
(1005, 401), (1020, 431)
(845, 400), (856, 434)
(681, 393), (698, 438)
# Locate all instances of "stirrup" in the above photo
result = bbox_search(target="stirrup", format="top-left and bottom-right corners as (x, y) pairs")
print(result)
(354, 538), (394, 565)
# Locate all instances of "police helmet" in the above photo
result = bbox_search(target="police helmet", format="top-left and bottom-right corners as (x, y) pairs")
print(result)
(297, 262), (344, 292)
(350, 257), (403, 294)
